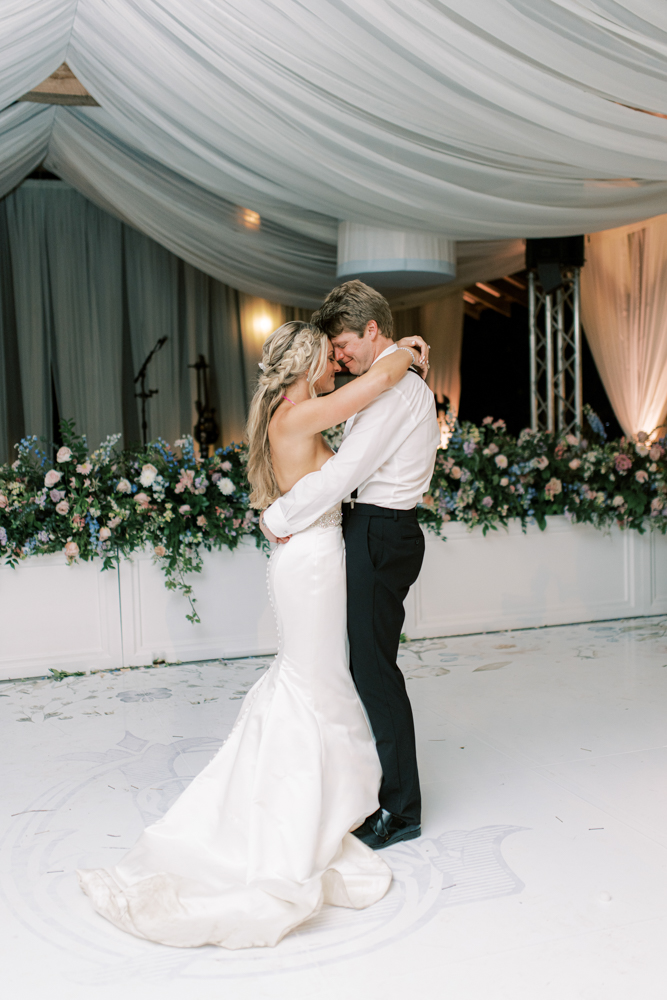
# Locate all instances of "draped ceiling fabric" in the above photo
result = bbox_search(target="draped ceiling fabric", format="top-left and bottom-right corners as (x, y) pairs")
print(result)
(1, 1), (667, 310)
(581, 216), (667, 439)
(2, 1), (667, 455)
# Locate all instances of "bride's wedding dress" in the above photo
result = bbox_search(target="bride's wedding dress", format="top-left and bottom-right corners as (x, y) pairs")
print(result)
(78, 507), (392, 949)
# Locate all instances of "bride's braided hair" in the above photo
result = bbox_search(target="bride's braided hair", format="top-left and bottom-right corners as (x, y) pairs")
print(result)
(246, 321), (328, 509)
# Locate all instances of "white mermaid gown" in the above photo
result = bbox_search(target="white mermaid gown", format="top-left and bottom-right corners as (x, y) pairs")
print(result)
(78, 507), (392, 949)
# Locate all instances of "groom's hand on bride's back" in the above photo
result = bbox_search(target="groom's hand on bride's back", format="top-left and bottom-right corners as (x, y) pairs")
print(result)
(260, 512), (291, 545)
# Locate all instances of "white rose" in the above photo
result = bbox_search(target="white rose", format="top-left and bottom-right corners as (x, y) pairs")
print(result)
(56, 446), (72, 463)
(500, 477), (509, 487)
(139, 463), (158, 487)
(220, 460), (232, 472)
(612, 495), (625, 507)
(116, 478), (132, 493)
(44, 469), (62, 488)
(218, 477), (236, 495)
(99, 526), (112, 540)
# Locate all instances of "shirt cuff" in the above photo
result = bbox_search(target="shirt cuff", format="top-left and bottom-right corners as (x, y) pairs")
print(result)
(262, 501), (292, 538)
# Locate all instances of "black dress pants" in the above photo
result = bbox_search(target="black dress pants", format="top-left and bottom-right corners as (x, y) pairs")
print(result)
(343, 503), (425, 823)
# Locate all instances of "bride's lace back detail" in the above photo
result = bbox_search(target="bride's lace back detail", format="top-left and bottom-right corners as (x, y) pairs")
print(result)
(309, 505), (343, 529)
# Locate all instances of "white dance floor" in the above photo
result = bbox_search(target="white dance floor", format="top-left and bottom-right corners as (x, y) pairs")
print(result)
(2, 617), (667, 999)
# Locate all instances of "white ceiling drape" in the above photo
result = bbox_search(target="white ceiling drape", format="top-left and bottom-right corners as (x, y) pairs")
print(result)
(1, 2), (667, 303)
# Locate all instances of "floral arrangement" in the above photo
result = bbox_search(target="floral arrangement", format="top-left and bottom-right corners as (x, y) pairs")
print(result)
(417, 407), (667, 537)
(0, 421), (260, 622)
(1, 411), (665, 621)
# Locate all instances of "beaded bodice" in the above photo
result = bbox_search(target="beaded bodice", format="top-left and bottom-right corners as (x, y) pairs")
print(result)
(309, 505), (343, 529)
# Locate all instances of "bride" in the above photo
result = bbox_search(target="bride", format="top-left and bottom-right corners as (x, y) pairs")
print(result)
(78, 321), (427, 949)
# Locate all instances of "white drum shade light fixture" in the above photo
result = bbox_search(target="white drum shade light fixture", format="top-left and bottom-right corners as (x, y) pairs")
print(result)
(337, 222), (456, 289)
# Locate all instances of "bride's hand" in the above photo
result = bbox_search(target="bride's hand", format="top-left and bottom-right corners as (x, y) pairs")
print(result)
(396, 336), (430, 379)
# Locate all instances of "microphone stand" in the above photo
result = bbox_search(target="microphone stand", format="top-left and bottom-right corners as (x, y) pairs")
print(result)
(134, 336), (168, 446)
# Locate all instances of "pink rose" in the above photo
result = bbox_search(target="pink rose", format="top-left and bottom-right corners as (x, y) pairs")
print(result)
(196, 515), (207, 526)
(481, 496), (493, 508)
(545, 477), (563, 499)
(99, 526), (111, 540)
(44, 469), (62, 488)
(50, 489), (65, 502)
(565, 433), (579, 446)
(499, 477), (509, 487)
(450, 466), (462, 479)
(64, 540), (79, 559)
(615, 454), (632, 471)
(569, 458), (581, 470)
(134, 492), (151, 509)
(533, 455), (549, 471)
(612, 495), (625, 507)
(179, 504), (191, 514)
(55, 499), (69, 515)
(494, 454), (508, 468)
(0, 494), (7, 509)
(482, 416), (493, 425)
(635, 470), (649, 483)
(650, 444), (664, 461)
(56, 446), (72, 463)
(178, 470), (195, 492)
(108, 516), (122, 529)
(486, 443), (499, 455)
(651, 497), (664, 512)
(154, 544), (167, 558)
(220, 461), (232, 472)
(637, 431), (649, 443)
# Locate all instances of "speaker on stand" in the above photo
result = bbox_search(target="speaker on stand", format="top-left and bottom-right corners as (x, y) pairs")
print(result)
(525, 236), (585, 435)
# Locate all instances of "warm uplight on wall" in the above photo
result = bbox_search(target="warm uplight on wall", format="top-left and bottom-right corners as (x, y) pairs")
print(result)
(253, 313), (274, 338)
(239, 207), (261, 230)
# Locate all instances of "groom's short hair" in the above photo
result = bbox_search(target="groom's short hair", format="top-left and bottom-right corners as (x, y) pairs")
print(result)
(311, 280), (394, 340)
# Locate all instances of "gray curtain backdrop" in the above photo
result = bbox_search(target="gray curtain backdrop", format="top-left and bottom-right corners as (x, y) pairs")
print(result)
(0, 180), (250, 462)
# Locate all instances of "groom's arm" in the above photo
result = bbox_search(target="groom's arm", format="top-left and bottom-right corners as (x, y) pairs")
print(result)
(262, 390), (416, 538)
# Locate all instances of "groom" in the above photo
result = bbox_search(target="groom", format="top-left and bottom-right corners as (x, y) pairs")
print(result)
(261, 280), (440, 848)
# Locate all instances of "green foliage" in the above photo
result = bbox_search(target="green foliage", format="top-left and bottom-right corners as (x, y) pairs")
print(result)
(1, 416), (665, 622)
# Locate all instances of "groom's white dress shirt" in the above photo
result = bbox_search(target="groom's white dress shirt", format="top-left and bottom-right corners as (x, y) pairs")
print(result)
(263, 344), (441, 538)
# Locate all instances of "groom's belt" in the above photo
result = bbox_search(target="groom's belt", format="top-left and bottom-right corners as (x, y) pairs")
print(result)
(342, 501), (417, 519)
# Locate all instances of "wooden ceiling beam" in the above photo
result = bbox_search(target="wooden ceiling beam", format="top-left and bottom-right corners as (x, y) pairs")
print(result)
(18, 63), (99, 106)
(464, 285), (511, 317)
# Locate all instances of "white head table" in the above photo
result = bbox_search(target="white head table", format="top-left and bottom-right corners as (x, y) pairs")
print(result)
(1, 517), (666, 681)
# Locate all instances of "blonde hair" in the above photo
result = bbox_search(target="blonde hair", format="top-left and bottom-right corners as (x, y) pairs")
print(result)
(246, 322), (329, 509)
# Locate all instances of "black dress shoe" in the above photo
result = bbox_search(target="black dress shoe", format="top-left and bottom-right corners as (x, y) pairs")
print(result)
(352, 808), (421, 850)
